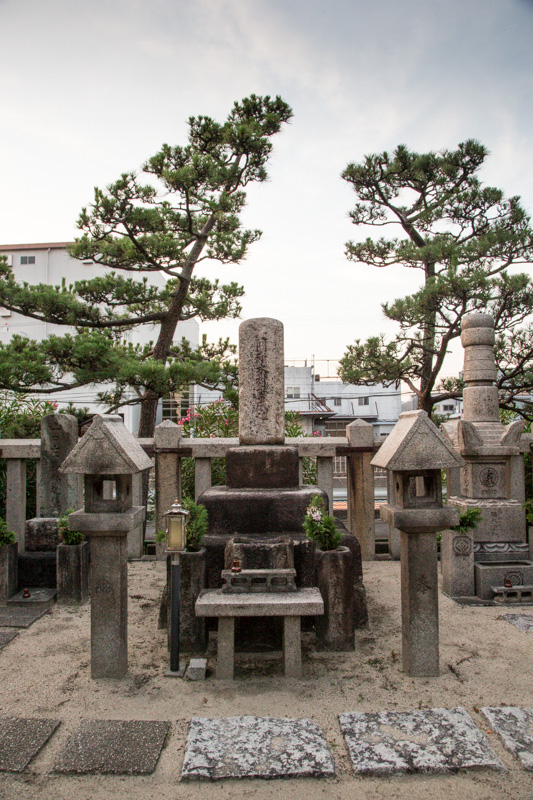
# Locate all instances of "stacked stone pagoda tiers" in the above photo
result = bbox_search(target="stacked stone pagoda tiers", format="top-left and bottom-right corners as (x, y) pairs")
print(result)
(198, 319), (328, 538)
(197, 318), (337, 594)
(442, 313), (533, 601)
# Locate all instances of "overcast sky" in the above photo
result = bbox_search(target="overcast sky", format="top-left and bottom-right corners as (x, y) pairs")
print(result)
(1, 0), (532, 379)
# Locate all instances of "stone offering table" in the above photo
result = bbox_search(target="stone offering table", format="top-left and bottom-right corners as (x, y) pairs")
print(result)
(195, 587), (324, 679)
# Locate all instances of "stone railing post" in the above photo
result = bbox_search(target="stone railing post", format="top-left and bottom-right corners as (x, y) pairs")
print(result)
(317, 457), (334, 512)
(6, 459), (26, 553)
(346, 420), (375, 561)
(155, 420), (182, 536)
(194, 459), (212, 501)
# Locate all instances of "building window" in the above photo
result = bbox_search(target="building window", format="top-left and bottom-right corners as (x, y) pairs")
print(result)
(442, 404), (454, 411)
(20, 256), (35, 265)
(358, 397), (369, 406)
(286, 387), (300, 399)
(334, 398), (341, 406)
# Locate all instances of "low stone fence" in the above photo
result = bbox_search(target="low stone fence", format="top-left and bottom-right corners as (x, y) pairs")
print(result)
(0, 423), (380, 560)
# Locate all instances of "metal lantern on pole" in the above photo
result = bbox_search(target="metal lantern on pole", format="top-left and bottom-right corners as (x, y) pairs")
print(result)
(163, 499), (189, 677)
(164, 499), (189, 552)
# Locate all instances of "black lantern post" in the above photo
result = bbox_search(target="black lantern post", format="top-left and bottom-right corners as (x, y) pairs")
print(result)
(163, 499), (189, 677)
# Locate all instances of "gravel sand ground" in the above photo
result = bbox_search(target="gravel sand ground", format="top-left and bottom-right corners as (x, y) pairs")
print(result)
(0, 560), (532, 800)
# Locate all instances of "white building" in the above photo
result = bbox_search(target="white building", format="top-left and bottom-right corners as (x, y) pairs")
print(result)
(185, 365), (401, 437)
(0, 242), (199, 432)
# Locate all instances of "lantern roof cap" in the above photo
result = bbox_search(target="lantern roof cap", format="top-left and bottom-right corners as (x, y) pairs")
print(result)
(371, 410), (464, 471)
(60, 415), (153, 475)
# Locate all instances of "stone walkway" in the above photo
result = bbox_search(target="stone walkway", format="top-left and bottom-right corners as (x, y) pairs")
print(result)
(0, 707), (531, 778)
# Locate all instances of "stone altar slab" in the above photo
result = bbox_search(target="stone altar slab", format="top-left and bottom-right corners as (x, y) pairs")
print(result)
(181, 716), (335, 780)
(339, 708), (504, 775)
(0, 718), (60, 771)
(54, 719), (170, 774)
(481, 707), (533, 770)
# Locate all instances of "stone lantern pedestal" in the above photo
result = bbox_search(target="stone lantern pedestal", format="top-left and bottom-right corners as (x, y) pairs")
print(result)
(60, 415), (153, 679)
(373, 411), (464, 677)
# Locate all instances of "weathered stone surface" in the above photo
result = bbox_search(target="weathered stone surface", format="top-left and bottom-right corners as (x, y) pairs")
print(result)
(0, 605), (50, 628)
(6, 458), (26, 551)
(226, 446), (299, 488)
(498, 613), (533, 633)
(481, 707), (533, 770)
(447, 497), (525, 542)
(474, 560), (533, 601)
(176, 548), (206, 651)
(68, 507), (145, 533)
(340, 708), (504, 775)
(187, 658), (207, 680)
(380, 504), (458, 535)
(372, 411), (464, 472)
(221, 568), (297, 593)
(0, 630), (18, 650)
(0, 717), (60, 771)
(181, 716), (335, 780)
(198, 486), (328, 535)
(40, 413), (79, 517)
(25, 518), (59, 552)
(315, 547), (355, 651)
(90, 534), (128, 678)
(54, 719), (169, 774)
(441, 529), (475, 598)
(401, 531), (439, 677)
(195, 587), (323, 617)
(17, 551), (56, 589)
(0, 542), (18, 601)
(239, 319), (285, 446)
(225, 535), (294, 571)
(57, 541), (89, 605)
(60, 415), (153, 475)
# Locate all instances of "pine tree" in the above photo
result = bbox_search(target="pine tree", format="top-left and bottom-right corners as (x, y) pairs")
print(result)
(0, 94), (293, 436)
(339, 140), (533, 416)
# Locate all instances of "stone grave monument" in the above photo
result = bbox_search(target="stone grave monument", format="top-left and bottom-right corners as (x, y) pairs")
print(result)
(195, 317), (367, 653)
(441, 313), (533, 603)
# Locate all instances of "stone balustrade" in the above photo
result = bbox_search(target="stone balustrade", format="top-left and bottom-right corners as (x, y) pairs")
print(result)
(0, 431), (380, 559)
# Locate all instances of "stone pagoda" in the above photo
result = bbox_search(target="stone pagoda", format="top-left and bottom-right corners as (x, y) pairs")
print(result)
(442, 313), (533, 603)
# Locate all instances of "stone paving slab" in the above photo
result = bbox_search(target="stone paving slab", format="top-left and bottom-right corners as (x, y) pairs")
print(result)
(181, 716), (335, 780)
(0, 605), (49, 628)
(0, 718), (60, 771)
(0, 630), (18, 650)
(481, 707), (533, 770)
(498, 613), (533, 633)
(339, 707), (505, 775)
(54, 719), (170, 774)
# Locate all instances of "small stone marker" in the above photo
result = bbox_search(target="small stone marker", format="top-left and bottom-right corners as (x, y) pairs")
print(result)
(0, 605), (49, 628)
(339, 708), (505, 775)
(54, 719), (170, 774)
(498, 614), (533, 633)
(0, 718), (60, 771)
(39, 413), (79, 517)
(181, 716), (335, 780)
(186, 658), (207, 681)
(0, 630), (18, 650)
(481, 707), (533, 770)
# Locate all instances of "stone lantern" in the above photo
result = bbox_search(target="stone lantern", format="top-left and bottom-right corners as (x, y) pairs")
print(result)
(60, 415), (153, 678)
(372, 411), (464, 676)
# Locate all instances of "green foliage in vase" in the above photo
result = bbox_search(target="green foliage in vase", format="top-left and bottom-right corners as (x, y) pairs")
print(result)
(182, 497), (208, 552)
(58, 509), (85, 546)
(303, 494), (342, 551)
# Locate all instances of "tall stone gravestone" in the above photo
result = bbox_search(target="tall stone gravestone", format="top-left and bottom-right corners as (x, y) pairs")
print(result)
(441, 314), (533, 601)
(20, 414), (80, 589)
